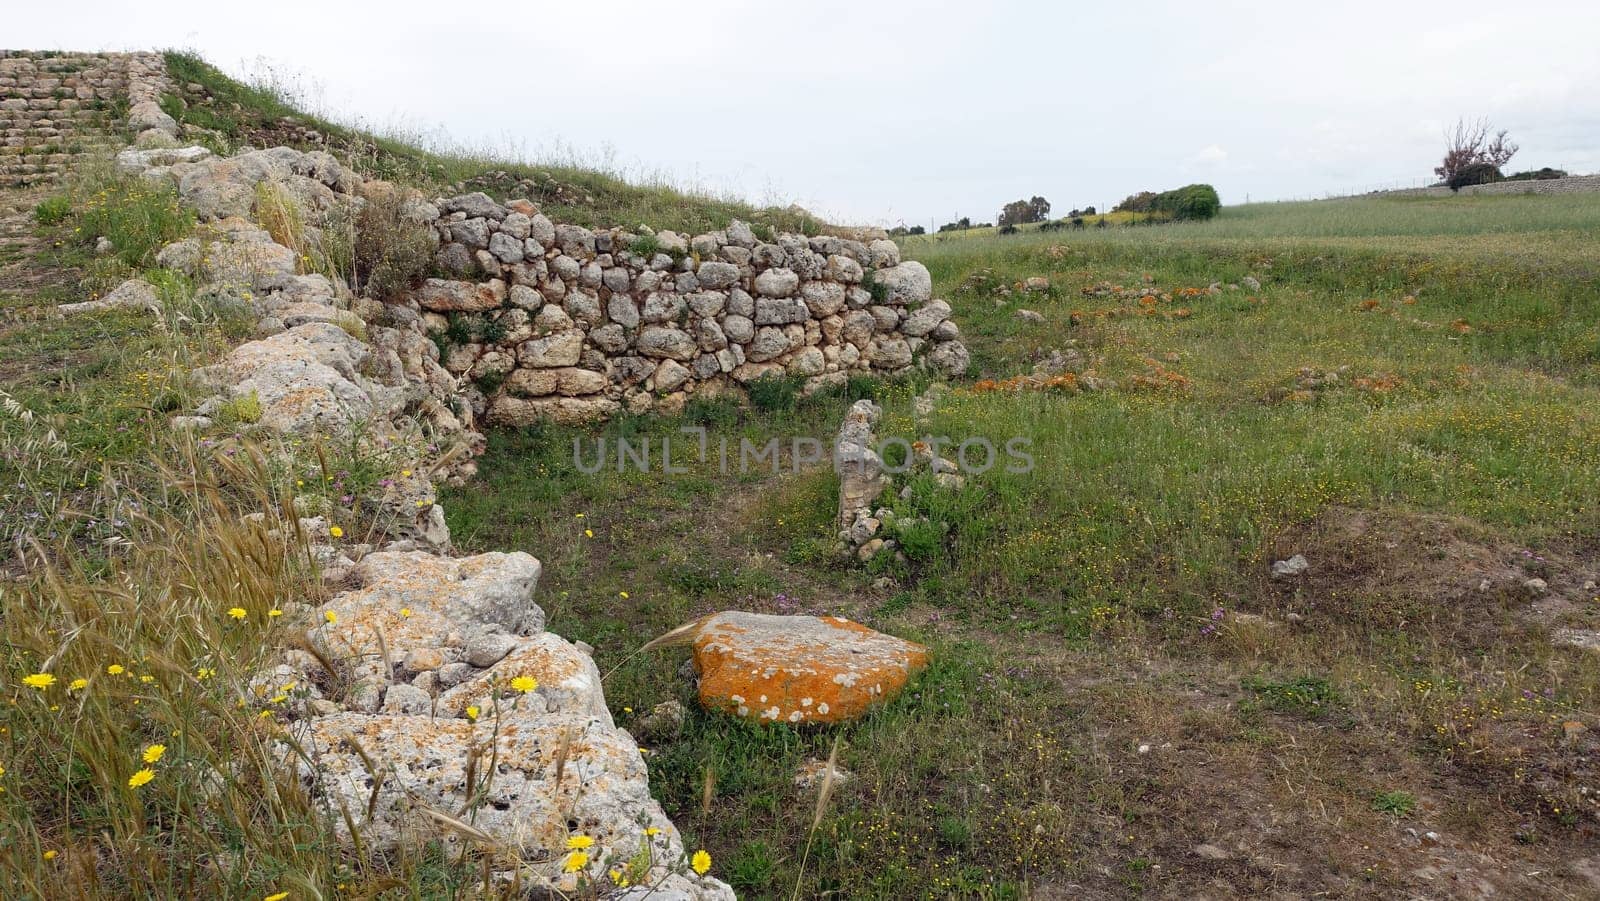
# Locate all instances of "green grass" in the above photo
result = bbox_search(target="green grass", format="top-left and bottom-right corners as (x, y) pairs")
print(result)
(444, 190), (1600, 898)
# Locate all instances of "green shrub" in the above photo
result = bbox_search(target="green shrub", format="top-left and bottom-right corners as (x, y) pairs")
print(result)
(213, 391), (263, 426)
(746, 373), (803, 414)
(1503, 167), (1567, 182)
(1115, 185), (1221, 220)
(1448, 163), (1503, 192)
(33, 194), (72, 225)
(1242, 674), (1340, 717)
(682, 395), (743, 428)
(1371, 790), (1416, 816)
(1153, 184), (1222, 220)
(628, 233), (661, 259)
(351, 187), (435, 301)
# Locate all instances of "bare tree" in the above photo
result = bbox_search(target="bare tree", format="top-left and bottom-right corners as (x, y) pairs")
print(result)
(1435, 117), (1518, 182)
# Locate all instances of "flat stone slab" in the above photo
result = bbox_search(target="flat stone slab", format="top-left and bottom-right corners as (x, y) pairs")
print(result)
(692, 611), (928, 725)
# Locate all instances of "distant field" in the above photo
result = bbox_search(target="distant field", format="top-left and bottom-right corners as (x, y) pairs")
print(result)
(915, 192), (1600, 273)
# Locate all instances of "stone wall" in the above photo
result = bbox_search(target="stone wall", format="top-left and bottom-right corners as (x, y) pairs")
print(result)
(418, 195), (971, 425)
(0, 51), (172, 189)
(1381, 174), (1600, 199)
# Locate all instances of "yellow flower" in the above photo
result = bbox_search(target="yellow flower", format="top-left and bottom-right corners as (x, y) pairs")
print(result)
(465, 706), (479, 722)
(107, 664), (125, 675)
(609, 869), (628, 886)
(264, 893), (290, 901)
(268, 609), (283, 618)
(68, 678), (89, 691)
(329, 525), (344, 538)
(401, 469), (412, 477)
(227, 607), (247, 620)
(691, 850), (711, 875)
(22, 673), (55, 690)
(584, 529), (594, 538)
(574, 512), (585, 519)
(324, 611), (338, 625)
(140, 674), (155, 683)
(562, 851), (589, 873)
(128, 768), (155, 789)
(142, 744), (166, 764)
(565, 834), (594, 850)
(400, 607), (412, 618)
(511, 676), (537, 694)
(644, 827), (660, 837)
(43, 850), (58, 861)
(619, 591), (629, 599)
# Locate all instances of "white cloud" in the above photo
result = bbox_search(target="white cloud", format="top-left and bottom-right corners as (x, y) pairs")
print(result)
(1189, 145), (1228, 167)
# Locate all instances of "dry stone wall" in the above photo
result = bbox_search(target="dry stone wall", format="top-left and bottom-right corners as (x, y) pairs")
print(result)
(418, 195), (971, 425)
(0, 51), (172, 188)
(1382, 174), (1600, 198)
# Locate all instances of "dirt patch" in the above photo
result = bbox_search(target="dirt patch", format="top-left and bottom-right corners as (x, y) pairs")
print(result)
(1262, 507), (1599, 646)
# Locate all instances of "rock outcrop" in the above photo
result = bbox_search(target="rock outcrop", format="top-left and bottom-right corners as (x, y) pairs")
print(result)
(277, 551), (730, 898)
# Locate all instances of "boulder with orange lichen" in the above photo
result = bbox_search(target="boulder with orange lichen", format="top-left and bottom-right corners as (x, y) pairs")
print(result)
(690, 611), (929, 725)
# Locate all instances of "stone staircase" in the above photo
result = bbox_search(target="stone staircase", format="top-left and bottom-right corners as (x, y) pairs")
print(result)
(0, 51), (167, 190)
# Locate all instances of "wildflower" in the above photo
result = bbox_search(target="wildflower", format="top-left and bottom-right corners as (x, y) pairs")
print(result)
(562, 851), (589, 873)
(329, 525), (344, 538)
(511, 676), (538, 693)
(619, 591), (629, 599)
(465, 705), (479, 722)
(400, 607), (412, 618)
(268, 609), (283, 618)
(195, 668), (213, 680)
(107, 664), (125, 675)
(324, 611), (338, 625)
(645, 827), (660, 837)
(264, 893), (290, 901)
(584, 529), (594, 538)
(128, 768), (155, 789)
(68, 678), (89, 691)
(566, 834), (594, 850)
(401, 469), (412, 477)
(609, 869), (628, 886)
(22, 673), (55, 690)
(228, 607), (247, 620)
(692, 849), (712, 875)
(142, 744), (166, 764)
(43, 850), (58, 861)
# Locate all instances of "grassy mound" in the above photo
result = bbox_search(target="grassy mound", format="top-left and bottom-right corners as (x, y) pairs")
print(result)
(161, 51), (822, 236)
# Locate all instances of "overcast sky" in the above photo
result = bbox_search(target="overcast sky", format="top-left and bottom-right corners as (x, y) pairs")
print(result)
(12, 1), (1600, 227)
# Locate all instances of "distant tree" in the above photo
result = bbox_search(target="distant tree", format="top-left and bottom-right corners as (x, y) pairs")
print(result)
(997, 196), (1050, 227)
(1435, 117), (1518, 184)
(938, 216), (974, 233)
(908, 225), (926, 235)
(1114, 191), (1158, 213)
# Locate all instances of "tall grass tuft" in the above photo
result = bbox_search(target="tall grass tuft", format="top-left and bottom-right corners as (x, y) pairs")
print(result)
(0, 438), (333, 897)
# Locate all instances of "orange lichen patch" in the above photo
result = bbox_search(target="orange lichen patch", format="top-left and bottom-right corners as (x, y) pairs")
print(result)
(691, 612), (928, 725)
(969, 373), (1081, 395)
(1126, 361), (1191, 392)
(1351, 373), (1403, 394)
